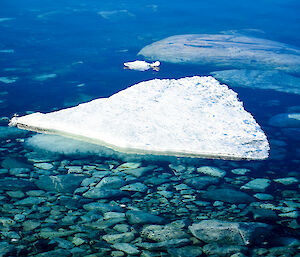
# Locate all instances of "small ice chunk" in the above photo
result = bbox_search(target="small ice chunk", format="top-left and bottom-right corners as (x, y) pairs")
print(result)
(124, 60), (160, 71)
(0, 77), (18, 84)
(10, 76), (269, 160)
(34, 74), (57, 81)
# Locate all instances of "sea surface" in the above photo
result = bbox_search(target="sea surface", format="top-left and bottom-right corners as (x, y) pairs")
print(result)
(0, 0), (300, 256)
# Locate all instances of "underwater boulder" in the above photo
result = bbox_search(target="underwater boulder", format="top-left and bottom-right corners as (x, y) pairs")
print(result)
(10, 76), (269, 160)
(210, 69), (300, 95)
(268, 113), (300, 128)
(139, 34), (300, 74)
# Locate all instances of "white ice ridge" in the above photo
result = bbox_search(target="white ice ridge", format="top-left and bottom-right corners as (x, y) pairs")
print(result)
(9, 76), (269, 160)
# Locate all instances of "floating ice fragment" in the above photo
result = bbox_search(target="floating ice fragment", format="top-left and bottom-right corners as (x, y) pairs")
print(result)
(124, 60), (160, 71)
(211, 69), (300, 96)
(139, 34), (300, 74)
(10, 76), (269, 160)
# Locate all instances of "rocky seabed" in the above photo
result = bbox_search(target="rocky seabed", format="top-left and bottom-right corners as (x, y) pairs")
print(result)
(0, 130), (299, 257)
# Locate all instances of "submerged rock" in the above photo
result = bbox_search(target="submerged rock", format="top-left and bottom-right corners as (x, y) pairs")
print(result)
(35, 174), (85, 193)
(139, 34), (300, 74)
(126, 210), (165, 225)
(211, 69), (300, 95)
(189, 219), (271, 245)
(269, 113), (300, 128)
(202, 188), (254, 203)
(10, 76), (269, 160)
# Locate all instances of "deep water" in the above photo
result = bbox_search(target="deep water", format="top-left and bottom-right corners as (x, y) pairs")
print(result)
(0, 0), (300, 256)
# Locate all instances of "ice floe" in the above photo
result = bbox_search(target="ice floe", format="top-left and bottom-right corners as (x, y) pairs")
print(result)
(124, 60), (160, 71)
(138, 34), (300, 74)
(10, 76), (269, 160)
(210, 69), (300, 95)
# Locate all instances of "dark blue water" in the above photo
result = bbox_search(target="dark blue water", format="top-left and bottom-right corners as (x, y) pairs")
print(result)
(1, 0), (300, 256)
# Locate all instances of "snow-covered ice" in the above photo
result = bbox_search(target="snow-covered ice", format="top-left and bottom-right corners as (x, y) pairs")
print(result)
(139, 34), (300, 74)
(10, 76), (269, 160)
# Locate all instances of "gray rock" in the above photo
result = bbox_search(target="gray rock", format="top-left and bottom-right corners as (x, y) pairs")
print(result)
(122, 166), (156, 178)
(0, 126), (28, 140)
(83, 188), (127, 199)
(121, 182), (148, 192)
(32, 249), (71, 257)
(241, 178), (271, 192)
(141, 224), (189, 242)
(274, 177), (299, 185)
(14, 196), (45, 206)
(136, 239), (190, 250)
(211, 69), (300, 96)
(197, 166), (226, 178)
(34, 162), (54, 170)
(14, 214), (26, 222)
(112, 243), (140, 255)
(202, 243), (247, 256)
(202, 188), (254, 203)
(126, 210), (165, 225)
(139, 34), (300, 74)
(0, 178), (36, 191)
(83, 202), (123, 213)
(167, 246), (203, 257)
(104, 212), (126, 220)
(6, 190), (25, 198)
(35, 174), (85, 193)
(231, 168), (250, 175)
(253, 193), (274, 201)
(102, 232), (135, 244)
(189, 219), (271, 245)
(0, 242), (14, 257)
(1, 157), (32, 169)
(251, 209), (278, 221)
(185, 176), (219, 189)
(96, 176), (127, 189)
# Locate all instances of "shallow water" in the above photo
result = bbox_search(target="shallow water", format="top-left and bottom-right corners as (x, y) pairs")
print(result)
(0, 0), (300, 256)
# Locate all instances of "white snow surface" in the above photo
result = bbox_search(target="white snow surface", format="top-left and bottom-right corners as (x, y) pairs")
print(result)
(10, 76), (269, 160)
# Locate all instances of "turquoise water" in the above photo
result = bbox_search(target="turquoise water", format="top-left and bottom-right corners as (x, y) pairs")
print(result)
(0, 0), (300, 256)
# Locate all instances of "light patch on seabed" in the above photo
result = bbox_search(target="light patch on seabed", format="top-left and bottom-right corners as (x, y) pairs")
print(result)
(0, 18), (15, 23)
(98, 10), (135, 20)
(0, 77), (18, 84)
(0, 49), (15, 53)
(33, 74), (57, 81)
